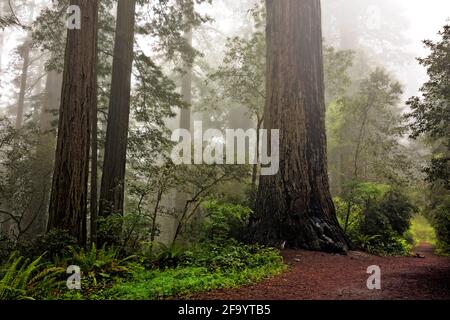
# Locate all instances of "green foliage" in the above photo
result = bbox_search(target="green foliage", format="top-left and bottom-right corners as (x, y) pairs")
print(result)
(142, 237), (280, 274)
(335, 196), (363, 234)
(201, 200), (252, 241)
(430, 196), (450, 254)
(424, 156), (450, 190)
(327, 65), (414, 195)
(208, 30), (265, 117)
(20, 229), (78, 261)
(323, 46), (354, 104)
(0, 118), (52, 241)
(351, 183), (391, 203)
(104, 242), (284, 300)
(184, 240), (282, 272)
(204, 2), (265, 126)
(359, 190), (416, 236)
(336, 182), (391, 234)
(96, 211), (156, 254)
(406, 25), (450, 141)
(367, 233), (412, 256)
(97, 214), (125, 248)
(408, 214), (437, 246)
(0, 236), (15, 264)
(380, 191), (417, 235)
(47, 240), (284, 300)
(352, 232), (411, 256)
(336, 184), (415, 255)
(406, 25), (450, 189)
(352, 234), (381, 251)
(151, 243), (187, 269)
(0, 253), (64, 300)
(65, 245), (134, 285)
(106, 264), (281, 300)
(171, 164), (250, 242)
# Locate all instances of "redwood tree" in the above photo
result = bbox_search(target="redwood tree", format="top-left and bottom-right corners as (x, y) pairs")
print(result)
(47, 0), (99, 245)
(251, 0), (350, 252)
(15, 38), (31, 129)
(98, 0), (136, 243)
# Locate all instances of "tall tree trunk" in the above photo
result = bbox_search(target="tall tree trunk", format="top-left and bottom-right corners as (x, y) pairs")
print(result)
(251, 0), (349, 253)
(47, 0), (99, 245)
(15, 1), (35, 129)
(32, 60), (45, 122)
(251, 115), (263, 199)
(0, 0), (9, 75)
(90, 69), (98, 245)
(172, 27), (193, 243)
(28, 70), (63, 237)
(179, 29), (193, 131)
(98, 0), (136, 244)
(90, 5), (100, 246)
(40, 70), (63, 132)
(15, 38), (31, 129)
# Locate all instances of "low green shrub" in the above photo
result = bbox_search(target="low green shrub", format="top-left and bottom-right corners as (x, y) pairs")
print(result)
(0, 235), (15, 264)
(430, 196), (450, 254)
(359, 190), (415, 236)
(184, 240), (282, 272)
(20, 229), (79, 261)
(336, 184), (416, 256)
(201, 200), (252, 241)
(152, 242), (186, 269)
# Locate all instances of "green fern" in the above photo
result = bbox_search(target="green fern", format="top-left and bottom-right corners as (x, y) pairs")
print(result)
(66, 244), (133, 284)
(354, 234), (381, 251)
(154, 242), (186, 268)
(0, 252), (63, 300)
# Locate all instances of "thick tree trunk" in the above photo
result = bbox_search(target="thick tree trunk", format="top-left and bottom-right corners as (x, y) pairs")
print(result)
(251, 0), (350, 253)
(47, 0), (98, 245)
(98, 0), (136, 244)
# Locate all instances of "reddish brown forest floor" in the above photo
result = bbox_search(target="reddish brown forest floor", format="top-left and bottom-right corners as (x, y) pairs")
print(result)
(191, 244), (450, 300)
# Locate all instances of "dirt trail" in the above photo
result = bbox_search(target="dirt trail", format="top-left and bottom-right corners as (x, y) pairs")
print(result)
(192, 244), (450, 300)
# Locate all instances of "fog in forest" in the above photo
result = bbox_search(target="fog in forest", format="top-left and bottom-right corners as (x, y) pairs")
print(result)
(1, 0), (449, 111)
(0, 0), (449, 302)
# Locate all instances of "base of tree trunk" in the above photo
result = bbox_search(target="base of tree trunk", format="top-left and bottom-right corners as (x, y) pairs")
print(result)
(250, 216), (350, 254)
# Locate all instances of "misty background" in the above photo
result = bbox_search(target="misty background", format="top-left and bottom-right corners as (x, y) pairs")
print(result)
(1, 0), (449, 113)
